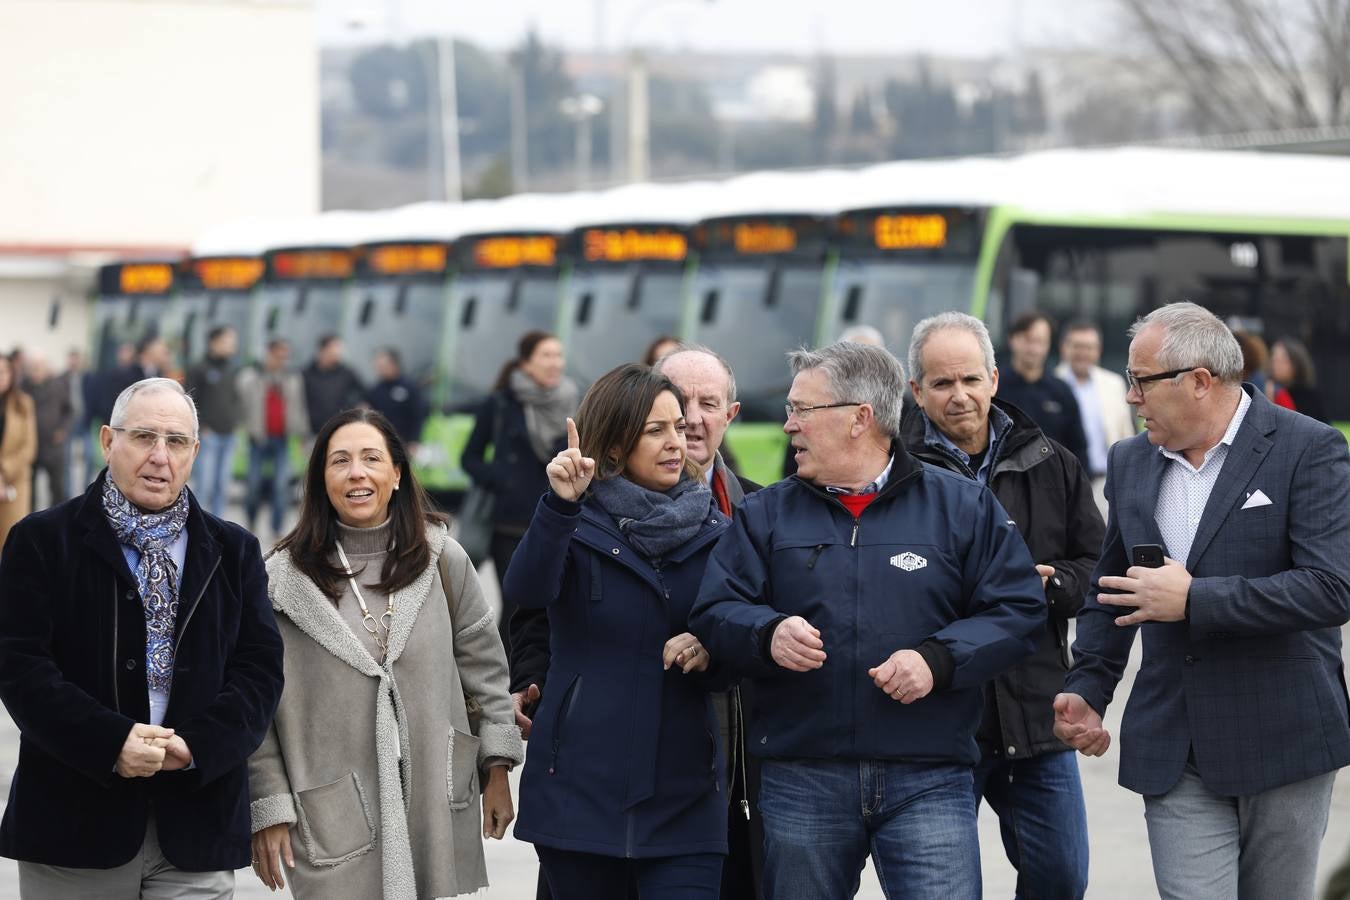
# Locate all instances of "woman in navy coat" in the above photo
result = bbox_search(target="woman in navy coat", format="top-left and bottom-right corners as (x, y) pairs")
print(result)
(502, 364), (730, 900)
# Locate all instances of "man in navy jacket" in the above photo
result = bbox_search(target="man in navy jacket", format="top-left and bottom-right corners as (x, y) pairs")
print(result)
(690, 341), (1045, 900)
(0, 378), (284, 898)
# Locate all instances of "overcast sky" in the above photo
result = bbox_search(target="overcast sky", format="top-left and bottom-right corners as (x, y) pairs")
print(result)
(319, 0), (1113, 56)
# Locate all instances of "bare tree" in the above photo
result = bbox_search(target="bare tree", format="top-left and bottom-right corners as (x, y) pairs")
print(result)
(1116, 0), (1350, 130)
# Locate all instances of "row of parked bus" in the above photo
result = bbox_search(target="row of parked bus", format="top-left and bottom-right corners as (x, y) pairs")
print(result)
(91, 146), (1350, 488)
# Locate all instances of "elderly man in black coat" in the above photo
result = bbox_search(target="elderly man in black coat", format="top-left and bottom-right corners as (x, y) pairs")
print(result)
(0, 377), (284, 898)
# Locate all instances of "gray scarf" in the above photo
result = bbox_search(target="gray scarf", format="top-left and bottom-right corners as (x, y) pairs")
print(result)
(589, 473), (713, 561)
(510, 368), (579, 463)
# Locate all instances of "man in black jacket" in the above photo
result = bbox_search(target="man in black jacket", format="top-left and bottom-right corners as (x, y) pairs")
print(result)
(302, 334), (365, 433)
(367, 347), (428, 449)
(904, 312), (1104, 899)
(0, 377), (284, 897)
(185, 325), (243, 518)
(509, 344), (763, 900)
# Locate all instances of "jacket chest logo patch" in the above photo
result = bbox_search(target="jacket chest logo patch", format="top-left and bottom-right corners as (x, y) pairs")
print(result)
(891, 552), (927, 572)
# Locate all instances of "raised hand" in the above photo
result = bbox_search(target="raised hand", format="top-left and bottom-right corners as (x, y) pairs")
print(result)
(546, 418), (596, 502)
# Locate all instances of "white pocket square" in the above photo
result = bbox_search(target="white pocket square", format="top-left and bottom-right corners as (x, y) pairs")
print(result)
(1241, 489), (1272, 510)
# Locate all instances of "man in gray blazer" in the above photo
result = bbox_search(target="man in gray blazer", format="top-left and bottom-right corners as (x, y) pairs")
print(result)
(1053, 304), (1350, 900)
(1054, 302), (1350, 900)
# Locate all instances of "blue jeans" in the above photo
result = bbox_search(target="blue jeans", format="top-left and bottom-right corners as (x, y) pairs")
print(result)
(245, 437), (290, 534)
(535, 847), (721, 900)
(192, 431), (237, 518)
(973, 749), (1089, 900)
(759, 758), (980, 900)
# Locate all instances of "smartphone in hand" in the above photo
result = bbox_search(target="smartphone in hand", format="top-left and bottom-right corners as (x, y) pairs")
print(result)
(1131, 544), (1165, 568)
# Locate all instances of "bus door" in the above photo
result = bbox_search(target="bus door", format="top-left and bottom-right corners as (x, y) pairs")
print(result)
(562, 224), (690, 387)
(254, 248), (354, 367)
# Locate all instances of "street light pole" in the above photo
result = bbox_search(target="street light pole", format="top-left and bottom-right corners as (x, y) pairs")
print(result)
(619, 0), (715, 184)
(510, 54), (529, 192)
(562, 94), (603, 188)
(435, 36), (462, 202)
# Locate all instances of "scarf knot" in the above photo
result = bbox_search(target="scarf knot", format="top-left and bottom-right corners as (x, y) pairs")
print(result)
(589, 473), (713, 560)
(102, 477), (190, 693)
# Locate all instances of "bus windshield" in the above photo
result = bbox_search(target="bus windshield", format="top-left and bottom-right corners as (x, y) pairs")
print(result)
(445, 273), (561, 408)
(566, 268), (685, 387)
(691, 262), (824, 422)
(252, 283), (347, 368)
(345, 281), (448, 392)
(827, 260), (978, 358)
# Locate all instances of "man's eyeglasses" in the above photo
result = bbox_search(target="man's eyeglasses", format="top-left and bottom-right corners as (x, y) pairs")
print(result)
(1124, 367), (1210, 393)
(111, 426), (196, 454)
(785, 401), (862, 420)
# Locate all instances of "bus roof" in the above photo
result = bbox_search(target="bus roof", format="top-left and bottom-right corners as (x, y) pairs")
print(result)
(844, 147), (1350, 225)
(192, 210), (380, 257)
(696, 168), (863, 219)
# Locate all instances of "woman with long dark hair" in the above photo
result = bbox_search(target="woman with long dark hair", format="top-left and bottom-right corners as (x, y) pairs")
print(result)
(0, 354), (36, 550)
(462, 330), (578, 650)
(1268, 337), (1327, 423)
(249, 408), (522, 899)
(503, 363), (730, 899)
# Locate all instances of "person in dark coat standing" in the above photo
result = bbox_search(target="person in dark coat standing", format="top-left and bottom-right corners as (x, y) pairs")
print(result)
(997, 311), (1089, 469)
(462, 331), (578, 651)
(903, 312), (1104, 899)
(21, 352), (74, 507)
(510, 344), (765, 900)
(0, 377), (284, 897)
(301, 334), (365, 434)
(502, 364), (731, 899)
(367, 347), (429, 449)
(185, 325), (244, 518)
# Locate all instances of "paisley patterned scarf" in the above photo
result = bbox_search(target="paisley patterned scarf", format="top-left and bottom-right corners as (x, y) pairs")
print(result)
(102, 477), (190, 694)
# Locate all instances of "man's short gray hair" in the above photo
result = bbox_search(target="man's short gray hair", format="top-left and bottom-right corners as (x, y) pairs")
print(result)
(654, 342), (738, 404)
(788, 341), (906, 438)
(907, 312), (996, 387)
(110, 378), (200, 438)
(1129, 302), (1244, 383)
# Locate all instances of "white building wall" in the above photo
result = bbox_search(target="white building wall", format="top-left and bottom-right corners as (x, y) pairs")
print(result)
(0, 0), (318, 359)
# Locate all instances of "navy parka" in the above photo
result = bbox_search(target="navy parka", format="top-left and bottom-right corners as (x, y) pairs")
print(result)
(689, 446), (1045, 766)
(501, 489), (731, 859)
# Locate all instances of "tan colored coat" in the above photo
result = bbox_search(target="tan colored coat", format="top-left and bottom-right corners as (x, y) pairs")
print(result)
(0, 390), (37, 549)
(249, 525), (523, 899)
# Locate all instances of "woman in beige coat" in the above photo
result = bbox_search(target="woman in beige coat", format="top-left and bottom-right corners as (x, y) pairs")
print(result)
(0, 355), (37, 551)
(249, 407), (523, 899)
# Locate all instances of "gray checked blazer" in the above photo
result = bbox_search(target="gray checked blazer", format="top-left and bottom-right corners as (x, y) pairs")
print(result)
(1065, 384), (1350, 797)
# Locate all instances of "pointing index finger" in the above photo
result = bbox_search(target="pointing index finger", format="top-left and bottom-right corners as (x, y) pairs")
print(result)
(566, 417), (580, 450)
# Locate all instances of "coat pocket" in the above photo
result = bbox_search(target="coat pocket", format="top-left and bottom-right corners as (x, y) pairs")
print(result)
(447, 726), (482, 810)
(294, 771), (376, 866)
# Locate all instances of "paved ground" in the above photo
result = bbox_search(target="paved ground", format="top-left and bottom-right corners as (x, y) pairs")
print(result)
(0, 501), (1346, 897)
